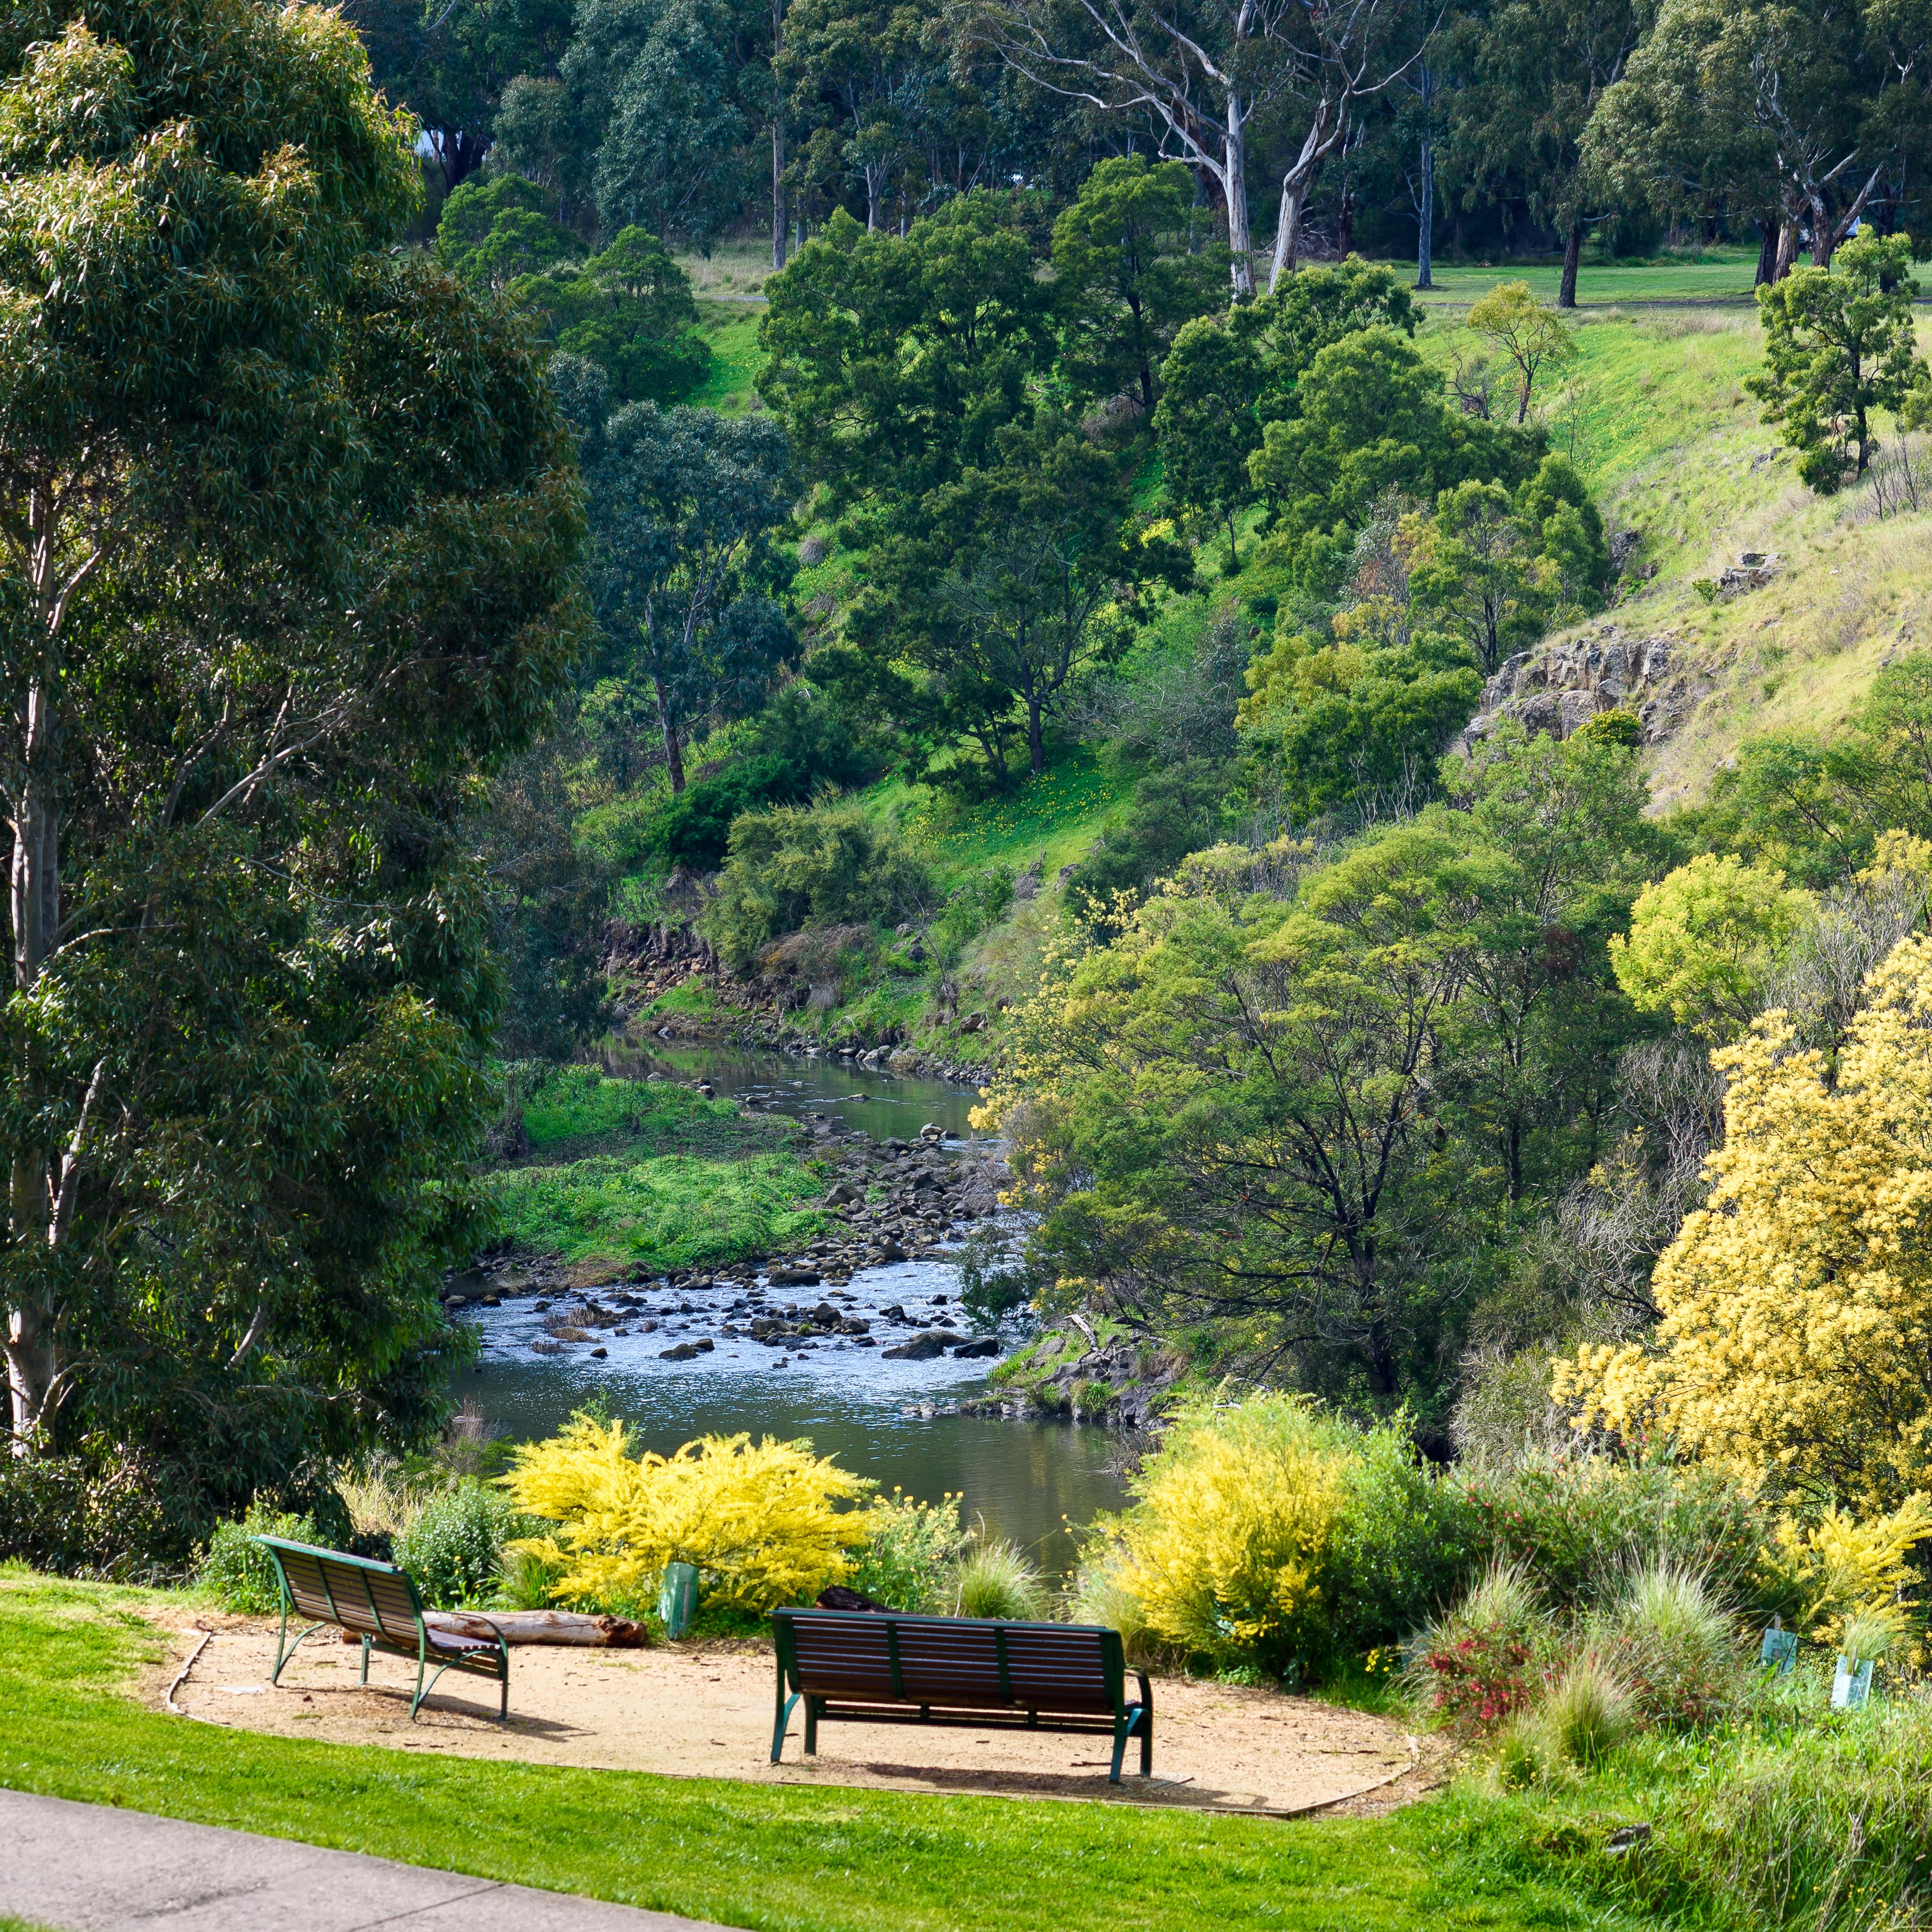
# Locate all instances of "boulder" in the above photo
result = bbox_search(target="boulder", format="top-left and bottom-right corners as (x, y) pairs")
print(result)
(659, 1342), (702, 1361)
(951, 1337), (1001, 1359)
(881, 1331), (950, 1361)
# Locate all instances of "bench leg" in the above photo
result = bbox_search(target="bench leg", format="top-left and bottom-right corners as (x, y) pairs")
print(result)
(359, 1637), (370, 1686)
(803, 1695), (819, 1757)
(270, 1621), (326, 1687)
(771, 1688), (801, 1764)
(1110, 1704), (1150, 1784)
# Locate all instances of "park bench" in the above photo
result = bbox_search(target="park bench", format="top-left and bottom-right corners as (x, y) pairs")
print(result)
(770, 1607), (1152, 1782)
(254, 1535), (510, 1722)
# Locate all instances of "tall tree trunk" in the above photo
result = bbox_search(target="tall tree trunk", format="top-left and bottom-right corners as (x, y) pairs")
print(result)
(1225, 92), (1253, 299)
(1754, 219), (1778, 286)
(1267, 99), (1337, 291)
(653, 678), (686, 793)
(1775, 218), (1798, 281)
(771, 0), (786, 272)
(6, 582), (59, 1443)
(1336, 180), (1355, 259)
(1415, 136), (1434, 289)
(1557, 219), (1583, 309)
(1026, 699), (1045, 777)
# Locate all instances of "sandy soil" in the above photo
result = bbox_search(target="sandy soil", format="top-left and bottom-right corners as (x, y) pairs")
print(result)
(139, 1613), (1419, 1818)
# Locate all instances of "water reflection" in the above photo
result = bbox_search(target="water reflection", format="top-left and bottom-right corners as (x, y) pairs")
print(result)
(592, 1039), (988, 1141)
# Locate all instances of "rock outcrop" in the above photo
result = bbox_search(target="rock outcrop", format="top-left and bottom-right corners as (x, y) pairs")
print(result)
(1463, 623), (1709, 750)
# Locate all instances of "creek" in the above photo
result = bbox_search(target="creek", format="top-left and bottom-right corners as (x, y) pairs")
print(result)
(462, 1044), (1125, 1575)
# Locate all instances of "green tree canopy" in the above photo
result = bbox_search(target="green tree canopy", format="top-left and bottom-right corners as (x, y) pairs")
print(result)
(581, 387), (798, 792)
(855, 414), (1194, 781)
(0, 0), (582, 1529)
(1050, 155), (1226, 411)
(757, 194), (1059, 509)
(1747, 232), (1929, 491)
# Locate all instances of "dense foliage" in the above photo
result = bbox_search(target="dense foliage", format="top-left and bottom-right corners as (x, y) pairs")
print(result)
(0, 0), (581, 1547)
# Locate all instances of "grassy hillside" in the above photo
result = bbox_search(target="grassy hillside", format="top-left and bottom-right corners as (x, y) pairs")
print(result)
(1429, 302), (1932, 808)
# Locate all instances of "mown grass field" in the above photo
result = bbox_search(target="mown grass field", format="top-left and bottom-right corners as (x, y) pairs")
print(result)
(492, 1073), (826, 1272)
(0, 1571), (1655, 1932)
(1405, 246), (1761, 310)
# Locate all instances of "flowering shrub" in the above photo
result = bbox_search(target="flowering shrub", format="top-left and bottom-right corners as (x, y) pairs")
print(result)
(1109, 1394), (1355, 1668)
(848, 1490), (968, 1612)
(1418, 1627), (1537, 1731)
(1408, 1565), (1549, 1735)
(503, 1414), (872, 1612)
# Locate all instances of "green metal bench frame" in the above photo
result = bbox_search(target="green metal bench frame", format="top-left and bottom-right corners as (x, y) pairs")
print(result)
(255, 1535), (510, 1722)
(771, 1607), (1151, 1782)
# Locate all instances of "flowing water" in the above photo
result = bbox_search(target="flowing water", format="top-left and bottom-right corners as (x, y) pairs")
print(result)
(461, 1045), (1124, 1573)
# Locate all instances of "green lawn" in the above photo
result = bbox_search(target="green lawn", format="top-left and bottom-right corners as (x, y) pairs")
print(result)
(0, 1573), (1651, 1932)
(1395, 247), (1761, 310)
(689, 300), (769, 414)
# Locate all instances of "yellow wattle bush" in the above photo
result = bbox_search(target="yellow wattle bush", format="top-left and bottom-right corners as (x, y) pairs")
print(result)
(1758, 1493), (1932, 1654)
(1106, 1395), (1353, 1658)
(503, 1415), (873, 1612)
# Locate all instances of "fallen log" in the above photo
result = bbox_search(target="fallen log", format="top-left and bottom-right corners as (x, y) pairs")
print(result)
(422, 1609), (647, 1648)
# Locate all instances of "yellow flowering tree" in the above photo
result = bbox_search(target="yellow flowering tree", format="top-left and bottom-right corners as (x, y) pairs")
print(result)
(504, 1415), (873, 1611)
(1557, 932), (1932, 1512)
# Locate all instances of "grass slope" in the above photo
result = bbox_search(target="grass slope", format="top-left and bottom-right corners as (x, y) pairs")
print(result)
(494, 1073), (826, 1271)
(1419, 301), (1932, 807)
(0, 1572), (1649, 1932)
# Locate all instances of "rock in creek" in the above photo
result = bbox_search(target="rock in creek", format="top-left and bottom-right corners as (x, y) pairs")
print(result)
(951, 1337), (1001, 1359)
(881, 1331), (950, 1361)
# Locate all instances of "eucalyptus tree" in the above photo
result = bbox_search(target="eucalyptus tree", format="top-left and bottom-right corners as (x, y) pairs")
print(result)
(1586, 0), (1881, 274)
(582, 396), (798, 793)
(965, 0), (1418, 295)
(1449, 0), (1656, 306)
(0, 0), (582, 1529)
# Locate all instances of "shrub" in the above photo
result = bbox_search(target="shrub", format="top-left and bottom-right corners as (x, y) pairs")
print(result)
(705, 801), (935, 970)
(199, 1504), (321, 1614)
(849, 1490), (969, 1612)
(951, 1539), (1050, 1620)
(504, 1415), (871, 1612)
(930, 863), (1015, 960)
(1109, 1394), (1354, 1670)
(1409, 1563), (1549, 1735)
(1466, 1453), (1765, 1611)
(394, 1482), (528, 1609)
(1319, 1418), (1487, 1673)
(0, 1440), (183, 1580)
(1757, 1494), (1932, 1651)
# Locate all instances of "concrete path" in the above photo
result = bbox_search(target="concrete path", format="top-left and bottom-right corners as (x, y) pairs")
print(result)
(0, 1789), (739, 1932)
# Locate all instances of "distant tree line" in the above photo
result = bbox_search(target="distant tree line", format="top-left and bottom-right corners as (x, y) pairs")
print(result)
(350, 0), (1932, 296)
